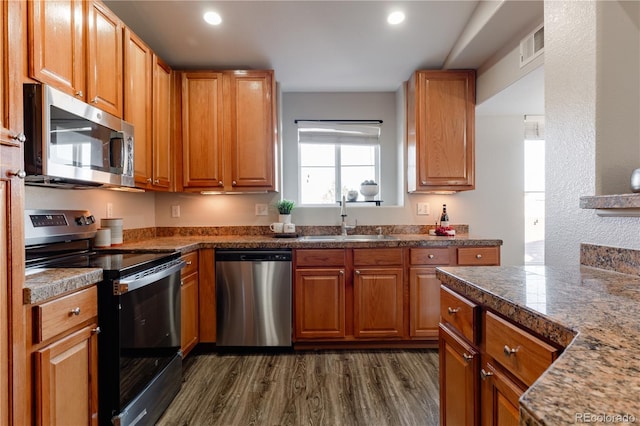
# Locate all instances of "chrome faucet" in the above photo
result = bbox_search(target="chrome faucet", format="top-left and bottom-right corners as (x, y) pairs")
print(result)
(340, 195), (356, 236)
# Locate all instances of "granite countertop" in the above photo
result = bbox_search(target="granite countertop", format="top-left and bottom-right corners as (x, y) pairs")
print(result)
(23, 233), (501, 305)
(436, 265), (640, 425)
(24, 268), (103, 305)
(105, 233), (503, 254)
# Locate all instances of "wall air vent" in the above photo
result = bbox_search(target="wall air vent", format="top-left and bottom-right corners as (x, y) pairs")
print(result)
(520, 24), (544, 68)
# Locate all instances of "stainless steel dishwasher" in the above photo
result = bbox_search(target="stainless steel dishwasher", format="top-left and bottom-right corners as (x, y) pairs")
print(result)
(215, 249), (292, 346)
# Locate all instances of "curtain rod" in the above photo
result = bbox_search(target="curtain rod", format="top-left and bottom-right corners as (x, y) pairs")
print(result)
(294, 119), (383, 124)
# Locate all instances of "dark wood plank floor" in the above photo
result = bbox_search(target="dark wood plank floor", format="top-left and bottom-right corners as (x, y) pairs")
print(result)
(157, 349), (440, 426)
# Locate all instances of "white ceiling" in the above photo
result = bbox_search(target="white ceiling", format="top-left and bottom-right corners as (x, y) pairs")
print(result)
(104, 0), (543, 96)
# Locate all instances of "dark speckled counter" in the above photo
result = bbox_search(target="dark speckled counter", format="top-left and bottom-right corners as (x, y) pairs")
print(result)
(436, 264), (640, 425)
(23, 233), (501, 304)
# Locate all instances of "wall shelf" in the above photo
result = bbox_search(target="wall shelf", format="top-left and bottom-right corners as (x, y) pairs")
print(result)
(580, 194), (640, 217)
(338, 200), (383, 207)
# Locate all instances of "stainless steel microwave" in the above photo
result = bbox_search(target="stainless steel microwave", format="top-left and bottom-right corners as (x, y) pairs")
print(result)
(23, 84), (134, 189)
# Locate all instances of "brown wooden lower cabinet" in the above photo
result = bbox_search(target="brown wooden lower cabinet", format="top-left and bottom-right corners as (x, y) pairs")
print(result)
(439, 285), (561, 426)
(294, 268), (346, 339)
(180, 251), (199, 357)
(480, 358), (524, 426)
(34, 325), (99, 426)
(439, 323), (479, 426)
(409, 267), (441, 338)
(353, 267), (403, 338)
(28, 286), (100, 426)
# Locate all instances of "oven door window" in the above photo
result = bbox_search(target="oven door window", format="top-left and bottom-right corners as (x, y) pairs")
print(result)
(118, 271), (181, 408)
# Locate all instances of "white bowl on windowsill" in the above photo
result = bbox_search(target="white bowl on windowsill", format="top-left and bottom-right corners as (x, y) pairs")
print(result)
(360, 184), (379, 201)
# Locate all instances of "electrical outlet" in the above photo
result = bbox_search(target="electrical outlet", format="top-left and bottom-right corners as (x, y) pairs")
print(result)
(255, 203), (268, 216)
(417, 202), (430, 215)
(171, 205), (181, 218)
(106, 202), (113, 218)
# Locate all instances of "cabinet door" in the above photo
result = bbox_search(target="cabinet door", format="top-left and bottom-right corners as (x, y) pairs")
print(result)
(409, 267), (440, 338)
(124, 29), (153, 188)
(353, 267), (403, 338)
(86, 0), (123, 117)
(408, 70), (475, 192)
(28, 0), (85, 100)
(152, 56), (172, 190)
(1, 2), (26, 422)
(181, 272), (199, 357)
(480, 360), (524, 426)
(181, 72), (224, 189)
(294, 269), (345, 339)
(439, 324), (479, 426)
(35, 325), (99, 426)
(224, 70), (276, 190)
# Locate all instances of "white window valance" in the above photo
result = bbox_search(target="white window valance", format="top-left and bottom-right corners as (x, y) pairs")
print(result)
(296, 120), (381, 145)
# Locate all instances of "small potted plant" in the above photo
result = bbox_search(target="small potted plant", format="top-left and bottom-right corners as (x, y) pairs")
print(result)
(276, 199), (295, 223)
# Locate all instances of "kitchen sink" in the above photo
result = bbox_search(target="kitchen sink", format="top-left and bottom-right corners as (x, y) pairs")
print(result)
(300, 235), (399, 242)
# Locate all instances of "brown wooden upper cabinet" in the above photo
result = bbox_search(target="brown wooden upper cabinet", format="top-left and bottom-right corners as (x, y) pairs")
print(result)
(180, 70), (277, 192)
(407, 70), (476, 192)
(124, 28), (172, 191)
(28, 0), (124, 118)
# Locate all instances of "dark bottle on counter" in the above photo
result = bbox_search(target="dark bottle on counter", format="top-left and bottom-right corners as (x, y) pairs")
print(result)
(440, 204), (449, 227)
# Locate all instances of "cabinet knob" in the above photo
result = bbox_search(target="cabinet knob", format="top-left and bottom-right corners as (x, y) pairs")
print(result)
(91, 327), (101, 334)
(420, 180), (427, 185)
(75, 90), (83, 97)
(339, 270), (344, 275)
(146, 178), (153, 183)
(232, 180), (237, 186)
(7, 170), (26, 179)
(92, 97), (98, 104)
(480, 368), (494, 380)
(447, 307), (460, 314)
(11, 133), (26, 143)
(218, 181), (223, 186)
(503, 345), (519, 357)
(154, 179), (159, 184)
(462, 353), (473, 362)
(476, 254), (482, 259)
(428, 254), (435, 259)
(186, 261), (192, 265)
(355, 270), (361, 275)
(70, 307), (81, 316)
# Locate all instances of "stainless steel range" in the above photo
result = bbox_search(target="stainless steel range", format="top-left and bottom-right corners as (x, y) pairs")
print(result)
(25, 209), (185, 426)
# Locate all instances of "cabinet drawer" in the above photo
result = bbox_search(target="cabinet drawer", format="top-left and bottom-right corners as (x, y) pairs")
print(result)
(35, 286), (98, 343)
(353, 248), (402, 266)
(440, 286), (478, 343)
(485, 311), (558, 387)
(181, 251), (199, 277)
(296, 249), (346, 267)
(410, 248), (450, 265)
(457, 246), (500, 265)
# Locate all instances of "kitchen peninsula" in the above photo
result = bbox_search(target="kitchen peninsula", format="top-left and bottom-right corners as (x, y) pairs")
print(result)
(436, 243), (640, 425)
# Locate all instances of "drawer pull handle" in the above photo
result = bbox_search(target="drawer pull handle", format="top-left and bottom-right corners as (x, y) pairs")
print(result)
(70, 307), (81, 316)
(462, 353), (473, 362)
(447, 307), (460, 314)
(480, 369), (494, 380)
(503, 345), (519, 356)
(92, 327), (101, 334)
(428, 254), (435, 259)
(476, 254), (482, 259)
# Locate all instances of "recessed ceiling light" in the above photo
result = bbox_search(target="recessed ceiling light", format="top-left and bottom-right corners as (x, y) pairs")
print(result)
(387, 11), (405, 25)
(203, 11), (222, 26)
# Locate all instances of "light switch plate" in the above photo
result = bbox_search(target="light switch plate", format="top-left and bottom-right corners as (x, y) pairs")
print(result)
(417, 202), (430, 215)
(255, 203), (268, 216)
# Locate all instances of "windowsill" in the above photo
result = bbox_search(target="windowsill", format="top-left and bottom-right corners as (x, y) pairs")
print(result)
(580, 193), (640, 216)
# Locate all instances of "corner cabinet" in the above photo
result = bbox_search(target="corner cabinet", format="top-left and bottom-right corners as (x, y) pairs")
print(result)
(180, 70), (277, 192)
(407, 70), (475, 192)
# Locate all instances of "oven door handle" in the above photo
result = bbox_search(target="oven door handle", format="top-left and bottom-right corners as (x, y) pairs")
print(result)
(113, 260), (185, 295)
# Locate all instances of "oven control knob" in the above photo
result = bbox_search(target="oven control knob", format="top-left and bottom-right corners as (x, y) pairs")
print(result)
(75, 216), (87, 226)
(87, 215), (95, 224)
